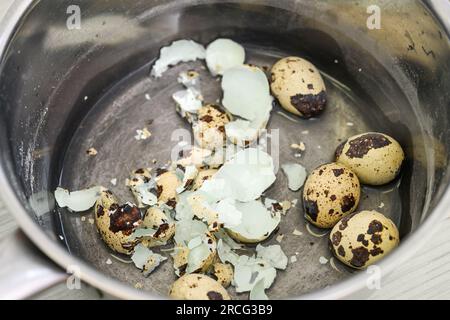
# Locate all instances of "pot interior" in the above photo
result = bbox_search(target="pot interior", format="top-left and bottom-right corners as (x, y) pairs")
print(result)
(0, 0), (449, 299)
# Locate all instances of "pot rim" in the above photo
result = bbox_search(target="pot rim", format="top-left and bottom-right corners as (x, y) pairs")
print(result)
(0, 0), (449, 300)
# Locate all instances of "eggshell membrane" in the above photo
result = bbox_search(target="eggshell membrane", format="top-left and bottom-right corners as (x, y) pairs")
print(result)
(329, 210), (399, 269)
(303, 163), (360, 229)
(335, 132), (405, 185)
(169, 274), (231, 300)
(270, 56), (326, 118)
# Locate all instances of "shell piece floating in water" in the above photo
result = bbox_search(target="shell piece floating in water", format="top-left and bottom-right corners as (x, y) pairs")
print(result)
(206, 38), (246, 76)
(151, 39), (206, 78)
(54, 186), (102, 212)
(281, 163), (307, 191)
(221, 65), (272, 121)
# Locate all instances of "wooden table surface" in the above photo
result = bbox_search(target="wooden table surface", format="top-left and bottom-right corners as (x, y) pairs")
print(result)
(1, 0), (450, 300)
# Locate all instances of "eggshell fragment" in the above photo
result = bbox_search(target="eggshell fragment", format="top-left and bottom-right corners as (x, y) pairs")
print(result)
(206, 38), (245, 76)
(55, 186), (102, 212)
(222, 65), (272, 121)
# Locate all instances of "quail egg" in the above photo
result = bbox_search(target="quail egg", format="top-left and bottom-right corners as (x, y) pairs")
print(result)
(329, 210), (399, 269)
(94, 189), (142, 254)
(303, 163), (360, 229)
(212, 262), (234, 288)
(156, 169), (182, 209)
(335, 132), (405, 185)
(193, 105), (231, 150)
(169, 274), (231, 300)
(270, 56), (327, 118)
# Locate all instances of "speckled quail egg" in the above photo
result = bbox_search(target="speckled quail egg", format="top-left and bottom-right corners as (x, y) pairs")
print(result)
(156, 169), (182, 209)
(169, 274), (231, 300)
(335, 132), (405, 186)
(212, 262), (234, 288)
(303, 163), (360, 229)
(193, 104), (231, 150)
(192, 168), (218, 191)
(270, 56), (327, 118)
(140, 206), (175, 247)
(94, 189), (142, 254)
(329, 210), (399, 269)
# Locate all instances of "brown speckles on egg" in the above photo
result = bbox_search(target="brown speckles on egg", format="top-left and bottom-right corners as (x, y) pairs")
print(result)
(271, 56), (327, 118)
(303, 163), (360, 228)
(109, 203), (141, 235)
(367, 220), (384, 234)
(341, 195), (356, 213)
(330, 210), (399, 269)
(346, 133), (392, 159)
(207, 291), (224, 300)
(331, 231), (342, 246)
(338, 246), (346, 257)
(332, 168), (345, 177)
(336, 132), (405, 185)
(350, 247), (370, 268)
(290, 91), (327, 119)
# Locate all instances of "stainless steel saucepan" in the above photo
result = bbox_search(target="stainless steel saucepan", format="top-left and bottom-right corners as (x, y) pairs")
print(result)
(0, 0), (449, 299)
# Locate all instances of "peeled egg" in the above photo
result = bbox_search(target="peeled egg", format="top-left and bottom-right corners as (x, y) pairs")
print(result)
(303, 163), (361, 229)
(206, 38), (245, 76)
(329, 210), (399, 269)
(271, 56), (327, 118)
(335, 132), (405, 185)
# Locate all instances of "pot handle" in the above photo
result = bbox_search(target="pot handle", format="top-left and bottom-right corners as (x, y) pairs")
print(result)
(0, 230), (67, 299)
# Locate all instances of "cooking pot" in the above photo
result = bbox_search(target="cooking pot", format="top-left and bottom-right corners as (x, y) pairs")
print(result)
(0, 0), (449, 299)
